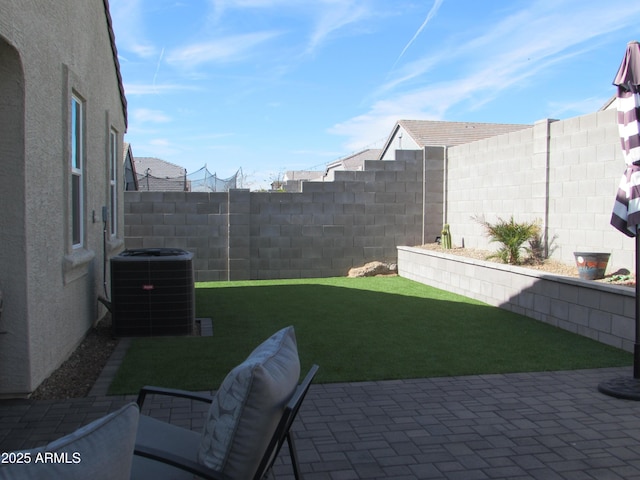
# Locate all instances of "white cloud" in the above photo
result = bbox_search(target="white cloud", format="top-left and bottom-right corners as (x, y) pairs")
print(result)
(166, 31), (281, 69)
(108, 0), (158, 59)
(547, 96), (613, 119)
(132, 108), (171, 123)
(305, 1), (370, 54)
(145, 138), (182, 157)
(207, 0), (374, 55)
(333, 0), (640, 150)
(123, 83), (199, 95)
(392, 0), (444, 66)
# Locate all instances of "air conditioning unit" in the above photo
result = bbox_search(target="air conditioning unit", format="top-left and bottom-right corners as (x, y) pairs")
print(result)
(111, 248), (195, 336)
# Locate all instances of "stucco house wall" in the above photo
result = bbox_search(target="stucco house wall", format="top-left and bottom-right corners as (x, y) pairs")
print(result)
(0, 0), (126, 397)
(381, 125), (421, 160)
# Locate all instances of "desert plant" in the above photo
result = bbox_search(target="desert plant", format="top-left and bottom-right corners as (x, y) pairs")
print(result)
(474, 215), (540, 265)
(526, 231), (558, 265)
(441, 224), (452, 249)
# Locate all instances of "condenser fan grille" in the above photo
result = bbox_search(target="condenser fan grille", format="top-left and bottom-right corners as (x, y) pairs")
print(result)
(111, 248), (195, 336)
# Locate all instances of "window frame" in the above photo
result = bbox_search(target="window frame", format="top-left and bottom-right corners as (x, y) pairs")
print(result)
(109, 128), (118, 237)
(70, 94), (85, 249)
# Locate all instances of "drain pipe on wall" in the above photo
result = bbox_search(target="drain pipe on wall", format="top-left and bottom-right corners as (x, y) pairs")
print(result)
(102, 206), (109, 299)
(0, 289), (5, 334)
(98, 206), (112, 313)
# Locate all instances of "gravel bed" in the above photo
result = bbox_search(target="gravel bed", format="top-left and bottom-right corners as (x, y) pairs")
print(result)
(416, 243), (635, 286)
(30, 315), (118, 400)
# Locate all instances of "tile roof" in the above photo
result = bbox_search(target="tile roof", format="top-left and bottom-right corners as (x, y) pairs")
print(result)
(397, 119), (532, 148)
(134, 157), (188, 191)
(327, 148), (382, 170)
(134, 157), (186, 178)
(285, 171), (325, 181)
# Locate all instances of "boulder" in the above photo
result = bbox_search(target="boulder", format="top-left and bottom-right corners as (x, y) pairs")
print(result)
(348, 261), (398, 278)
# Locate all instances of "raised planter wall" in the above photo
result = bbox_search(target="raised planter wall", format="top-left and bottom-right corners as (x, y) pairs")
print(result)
(398, 246), (635, 352)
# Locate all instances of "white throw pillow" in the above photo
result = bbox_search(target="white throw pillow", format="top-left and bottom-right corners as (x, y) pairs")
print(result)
(0, 402), (139, 480)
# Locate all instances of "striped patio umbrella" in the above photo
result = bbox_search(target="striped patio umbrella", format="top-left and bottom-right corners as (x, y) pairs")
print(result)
(601, 41), (640, 396)
(611, 41), (640, 237)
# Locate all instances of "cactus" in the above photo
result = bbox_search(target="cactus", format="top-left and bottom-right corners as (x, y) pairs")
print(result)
(441, 224), (452, 249)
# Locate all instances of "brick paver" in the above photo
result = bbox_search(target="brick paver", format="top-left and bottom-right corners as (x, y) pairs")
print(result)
(2, 361), (640, 479)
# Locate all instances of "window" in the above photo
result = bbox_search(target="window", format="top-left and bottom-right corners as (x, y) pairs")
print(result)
(71, 95), (84, 247)
(109, 129), (117, 236)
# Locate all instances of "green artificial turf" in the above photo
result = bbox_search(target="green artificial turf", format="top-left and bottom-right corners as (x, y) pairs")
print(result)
(108, 276), (631, 394)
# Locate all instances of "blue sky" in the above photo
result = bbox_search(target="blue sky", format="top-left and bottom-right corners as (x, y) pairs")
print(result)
(109, 0), (640, 190)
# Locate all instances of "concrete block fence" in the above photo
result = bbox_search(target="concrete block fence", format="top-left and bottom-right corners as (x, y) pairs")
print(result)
(125, 109), (635, 289)
(444, 109), (636, 271)
(124, 151), (427, 281)
(398, 246), (636, 352)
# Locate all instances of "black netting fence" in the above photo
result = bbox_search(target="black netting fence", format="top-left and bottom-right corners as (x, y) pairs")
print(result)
(135, 166), (241, 192)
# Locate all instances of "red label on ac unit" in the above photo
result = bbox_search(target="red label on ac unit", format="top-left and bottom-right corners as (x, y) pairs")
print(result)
(142, 284), (154, 291)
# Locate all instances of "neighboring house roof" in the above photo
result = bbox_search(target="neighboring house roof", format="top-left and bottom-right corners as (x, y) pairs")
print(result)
(380, 119), (532, 158)
(135, 157), (185, 177)
(284, 171), (325, 182)
(102, 0), (127, 129)
(326, 148), (382, 171)
(284, 148), (382, 187)
(601, 94), (617, 110)
(134, 157), (188, 191)
(123, 142), (138, 191)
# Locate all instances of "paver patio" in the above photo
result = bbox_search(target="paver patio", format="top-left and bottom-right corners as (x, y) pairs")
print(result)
(2, 340), (640, 479)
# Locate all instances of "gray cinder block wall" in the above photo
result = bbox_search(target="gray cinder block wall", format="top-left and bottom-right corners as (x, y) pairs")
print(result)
(125, 109), (633, 283)
(399, 246), (636, 352)
(445, 110), (635, 272)
(124, 152), (429, 281)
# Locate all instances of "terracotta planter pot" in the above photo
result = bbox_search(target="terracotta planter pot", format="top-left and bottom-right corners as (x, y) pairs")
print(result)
(573, 252), (610, 280)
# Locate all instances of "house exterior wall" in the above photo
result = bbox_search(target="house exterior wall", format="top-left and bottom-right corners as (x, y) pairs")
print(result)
(124, 154), (425, 281)
(381, 126), (420, 160)
(0, 35), (28, 394)
(0, 1), (126, 396)
(444, 110), (634, 272)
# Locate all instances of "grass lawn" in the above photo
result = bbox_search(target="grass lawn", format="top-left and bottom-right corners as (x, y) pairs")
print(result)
(109, 276), (631, 394)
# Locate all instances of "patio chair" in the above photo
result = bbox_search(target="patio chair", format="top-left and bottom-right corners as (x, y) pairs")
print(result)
(130, 326), (319, 480)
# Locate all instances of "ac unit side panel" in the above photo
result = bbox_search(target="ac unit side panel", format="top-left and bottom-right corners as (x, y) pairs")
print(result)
(111, 253), (195, 337)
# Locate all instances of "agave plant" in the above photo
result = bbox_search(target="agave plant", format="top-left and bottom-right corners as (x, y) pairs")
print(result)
(474, 216), (540, 265)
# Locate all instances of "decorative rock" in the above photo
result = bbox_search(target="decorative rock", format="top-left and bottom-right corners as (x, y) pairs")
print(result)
(348, 261), (398, 278)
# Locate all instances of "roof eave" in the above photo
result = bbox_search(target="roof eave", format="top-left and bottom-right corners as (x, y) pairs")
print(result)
(102, 0), (127, 131)
(379, 122), (402, 159)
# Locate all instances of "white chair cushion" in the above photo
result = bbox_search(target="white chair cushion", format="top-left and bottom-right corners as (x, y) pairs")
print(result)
(197, 326), (300, 479)
(0, 402), (139, 480)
